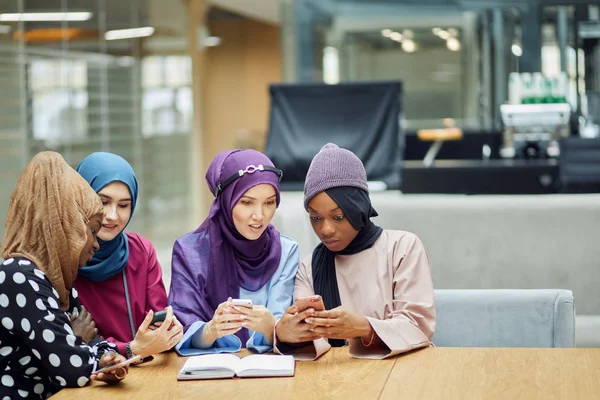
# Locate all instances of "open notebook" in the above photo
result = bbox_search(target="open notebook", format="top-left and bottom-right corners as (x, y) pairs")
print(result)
(177, 354), (296, 380)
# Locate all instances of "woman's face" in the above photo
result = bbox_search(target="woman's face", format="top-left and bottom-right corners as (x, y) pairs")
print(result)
(232, 184), (277, 240)
(97, 182), (132, 241)
(307, 191), (359, 252)
(79, 214), (102, 267)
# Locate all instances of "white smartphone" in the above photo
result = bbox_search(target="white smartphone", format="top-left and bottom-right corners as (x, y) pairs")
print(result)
(231, 299), (253, 308)
(94, 354), (142, 374)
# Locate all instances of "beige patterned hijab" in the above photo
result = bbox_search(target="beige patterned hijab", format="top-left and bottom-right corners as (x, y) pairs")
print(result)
(1, 151), (103, 310)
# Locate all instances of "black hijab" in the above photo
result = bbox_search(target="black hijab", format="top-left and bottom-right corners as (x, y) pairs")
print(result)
(311, 186), (383, 347)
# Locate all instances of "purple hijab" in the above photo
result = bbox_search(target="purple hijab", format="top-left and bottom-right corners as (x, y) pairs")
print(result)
(169, 149), (282, 343)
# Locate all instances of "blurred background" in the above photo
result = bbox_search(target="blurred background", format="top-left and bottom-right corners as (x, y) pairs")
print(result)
(1, 0), (600, 344)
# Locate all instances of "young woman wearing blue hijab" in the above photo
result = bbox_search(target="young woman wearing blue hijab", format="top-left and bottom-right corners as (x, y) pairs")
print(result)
(75, 152), (183, 361)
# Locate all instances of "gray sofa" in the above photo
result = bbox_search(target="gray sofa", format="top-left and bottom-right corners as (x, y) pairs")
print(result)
(433, 289), (575, 347)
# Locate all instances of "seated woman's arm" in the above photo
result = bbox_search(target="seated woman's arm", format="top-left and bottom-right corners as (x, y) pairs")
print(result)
(168, 239), (242, 356)
(1, 263), (118, 388)
(348, 234), (435, 359)
(273, 258), (332, 360)
(244, 239), (299, 353)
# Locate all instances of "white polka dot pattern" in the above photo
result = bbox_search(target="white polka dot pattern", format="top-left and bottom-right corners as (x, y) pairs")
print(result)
(43, 329), (55, 343)
(18, 389), (28, 397)
(1, 375), (14, 387)
(33, 269), (45, 279)
(15, 293), (26, 308)
(77, 376), (89, 387)
(25, 367), (37, 375)
(49, 353), (61, 367)
(18, 356), (31, 366)
(0, 271), (5, 284)
(70, 354), (83, 367)
(55, 376), (67, 387)
(2, 258), (14, 265)
(28, 280), (39, 292)
(1, 317), (13, 330)
(31, 348), (41, 359)
(44, 312), (55, 322)
(35, 298), (46, 311)
(66, 334), (77, 347)
(17, 260), (31, 266)
(34, 383), (44, 394)
(0, 347), (12, 356)
(0, 294), (8, 308)
(12, 272), (26, 284)
(21, 318), (31, 332)
(47, 297), (59, 309)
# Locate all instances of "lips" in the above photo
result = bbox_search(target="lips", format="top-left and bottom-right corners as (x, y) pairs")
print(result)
(102, 224), (118, 230)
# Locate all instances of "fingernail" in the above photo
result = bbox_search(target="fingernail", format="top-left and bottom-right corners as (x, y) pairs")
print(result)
(241, 322), (247, 326)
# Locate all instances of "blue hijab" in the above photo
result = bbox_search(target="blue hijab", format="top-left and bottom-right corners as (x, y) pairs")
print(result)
(76, 152), (138, 282)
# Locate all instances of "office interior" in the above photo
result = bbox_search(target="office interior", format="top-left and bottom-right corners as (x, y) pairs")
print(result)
(0, 0), (599, 348)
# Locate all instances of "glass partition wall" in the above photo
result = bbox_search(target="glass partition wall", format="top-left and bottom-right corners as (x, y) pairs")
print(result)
(281, 1), (599, 135)
(0, 0), (193, 248)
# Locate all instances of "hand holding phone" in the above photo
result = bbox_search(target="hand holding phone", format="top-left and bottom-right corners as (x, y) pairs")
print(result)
(149, 310), (168, 327)
(94, 354), (142, 375)
(231, 299), (253, 308)
(295, 295), (325, 312)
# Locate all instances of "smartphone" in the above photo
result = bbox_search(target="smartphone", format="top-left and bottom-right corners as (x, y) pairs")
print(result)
(149, 310), (167, 326)
(94, 354), (142, 374)
(295, 295), (325, 312)
(231, 299), (253, 308)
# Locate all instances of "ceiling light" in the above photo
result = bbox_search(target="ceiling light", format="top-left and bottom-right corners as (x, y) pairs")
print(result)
(402, 39), (416, 53)
(432, 27), (442, 36)
(0, 12), (92, 22)
(0, 24), (11, 34)
(381, 29), (392, 37)
(438, 31), (450, 40)
(447, 37), (461, 51)
(511, 44), (523, 57)
(105, 27), (155, 41)
(447, 28), (458, 37)
(390, 32), (403, 41)
(402, 29), (413, 39)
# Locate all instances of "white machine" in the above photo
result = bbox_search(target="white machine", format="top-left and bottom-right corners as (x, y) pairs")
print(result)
(500, 103), (571, 158)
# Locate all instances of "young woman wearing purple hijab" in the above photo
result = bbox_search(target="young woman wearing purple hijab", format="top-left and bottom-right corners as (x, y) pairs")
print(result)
(168, 149), (299, 355)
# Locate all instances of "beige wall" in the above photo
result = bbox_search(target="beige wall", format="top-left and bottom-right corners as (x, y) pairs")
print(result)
(204, 17), (281, 170)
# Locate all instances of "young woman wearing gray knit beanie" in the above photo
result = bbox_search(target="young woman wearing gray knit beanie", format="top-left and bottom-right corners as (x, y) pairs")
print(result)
(274, 143), (435, 360)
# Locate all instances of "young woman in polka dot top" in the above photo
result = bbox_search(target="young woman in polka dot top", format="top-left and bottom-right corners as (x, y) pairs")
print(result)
(0, 152), (129, 399)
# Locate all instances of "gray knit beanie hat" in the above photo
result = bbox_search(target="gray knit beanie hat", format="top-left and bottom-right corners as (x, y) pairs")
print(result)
(303, 143), (369, 210)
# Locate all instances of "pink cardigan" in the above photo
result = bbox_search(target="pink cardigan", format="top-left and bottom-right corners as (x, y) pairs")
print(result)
(74, 232), (168, 356)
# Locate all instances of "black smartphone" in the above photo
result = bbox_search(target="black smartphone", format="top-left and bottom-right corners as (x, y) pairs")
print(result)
(149, 310), (167, 326)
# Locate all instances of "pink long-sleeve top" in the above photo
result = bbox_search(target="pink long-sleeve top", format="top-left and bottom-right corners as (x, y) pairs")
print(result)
(275, 230), (436, 360)
(74, 232), (168, 356)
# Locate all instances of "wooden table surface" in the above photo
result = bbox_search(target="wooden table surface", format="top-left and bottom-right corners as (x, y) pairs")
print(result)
(54, 347), (600, 400)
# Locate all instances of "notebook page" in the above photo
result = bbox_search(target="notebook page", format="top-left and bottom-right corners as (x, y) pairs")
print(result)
(181, 354), (241, 373)
(237, 355), (295, 374)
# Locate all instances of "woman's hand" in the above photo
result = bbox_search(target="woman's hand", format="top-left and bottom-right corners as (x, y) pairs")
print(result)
(70, 306), (98, 343)
(91, 352), (128, 384)
(200, 298), (246, 347)
(130, 306), (184, 358)
(231, 305), (276, 343)
(305, 306), (372, 340)
(275, 305), (321, 343)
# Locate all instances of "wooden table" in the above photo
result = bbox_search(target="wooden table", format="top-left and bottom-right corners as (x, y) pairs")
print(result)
(54, 347), (600, 400)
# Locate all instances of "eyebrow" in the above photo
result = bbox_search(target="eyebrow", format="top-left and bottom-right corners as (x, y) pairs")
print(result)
(308, 206), (341, 213)
(240, 194), (277, 201)
(99, 194), (132, 202)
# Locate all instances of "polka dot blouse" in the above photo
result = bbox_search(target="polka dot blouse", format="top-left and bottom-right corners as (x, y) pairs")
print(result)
(0, 257), (117, 399)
